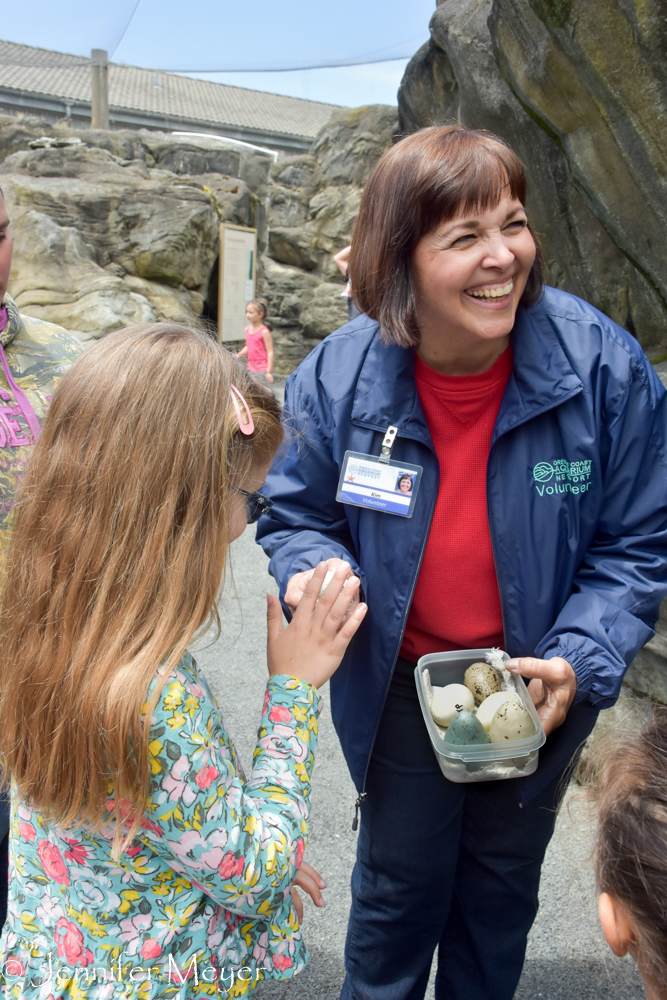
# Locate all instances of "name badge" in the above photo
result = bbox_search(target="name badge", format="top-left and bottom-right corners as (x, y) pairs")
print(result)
(336, 450), (422, 517)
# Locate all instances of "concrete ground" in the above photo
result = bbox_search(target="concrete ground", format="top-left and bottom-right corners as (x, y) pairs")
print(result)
(191, 523), (646, 1000)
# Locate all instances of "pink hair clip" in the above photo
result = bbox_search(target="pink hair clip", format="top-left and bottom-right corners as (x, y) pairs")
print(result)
(230, 384), (255, 435)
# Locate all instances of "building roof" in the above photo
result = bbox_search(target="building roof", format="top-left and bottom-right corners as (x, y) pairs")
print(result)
(0, 39), (338, 148)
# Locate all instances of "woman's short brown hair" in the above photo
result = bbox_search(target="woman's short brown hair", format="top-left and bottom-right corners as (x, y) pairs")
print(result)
(348, 125), (544, 348)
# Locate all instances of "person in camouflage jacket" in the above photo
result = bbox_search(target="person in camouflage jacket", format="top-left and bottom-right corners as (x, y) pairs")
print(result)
(0, 205), (83, 571)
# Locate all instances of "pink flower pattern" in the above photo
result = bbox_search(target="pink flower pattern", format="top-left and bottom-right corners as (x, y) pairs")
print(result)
(54, 918), (94, 967)
(195, 765), (220, 790)
(36, 841), (69, 886)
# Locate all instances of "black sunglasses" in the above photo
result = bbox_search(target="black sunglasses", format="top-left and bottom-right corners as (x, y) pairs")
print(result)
(234, 486), (274, 524)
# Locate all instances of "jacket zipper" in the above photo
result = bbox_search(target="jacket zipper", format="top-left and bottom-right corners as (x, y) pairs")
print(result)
(351, 438), (438, 830)
(486, 442), (510, 654)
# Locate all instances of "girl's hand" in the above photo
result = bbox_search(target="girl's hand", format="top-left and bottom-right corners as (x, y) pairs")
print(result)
(267, 561), (367, 689)
(505, 656), (577, 736)
(285, 558), (360, 617)
(291, 860), (326, 922)
(266, 372), (274, 383)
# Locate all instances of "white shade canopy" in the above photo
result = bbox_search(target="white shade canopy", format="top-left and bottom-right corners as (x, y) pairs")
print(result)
(2, 0), (434, 73)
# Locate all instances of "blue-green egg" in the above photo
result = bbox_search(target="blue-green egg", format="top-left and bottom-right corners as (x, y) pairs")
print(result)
(444, 710), (490, 745)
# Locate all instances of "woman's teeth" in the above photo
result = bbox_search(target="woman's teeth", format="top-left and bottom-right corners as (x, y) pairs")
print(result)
(467, 281), (513, 299)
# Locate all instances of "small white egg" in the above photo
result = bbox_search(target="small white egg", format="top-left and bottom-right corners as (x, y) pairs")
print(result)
(430, 683), (475, 728)
(309, 568), (358, 604)
(476, 691), (522, 732)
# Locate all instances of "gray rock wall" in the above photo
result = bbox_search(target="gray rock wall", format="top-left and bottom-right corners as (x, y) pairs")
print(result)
(0, 108), (400, 368)
(398, 0), (667, 351)
(261, 105), (398, 370)
(0, 115), (271, 338)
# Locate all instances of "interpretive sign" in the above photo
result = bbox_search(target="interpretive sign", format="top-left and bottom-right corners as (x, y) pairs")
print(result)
(218, 224), (257, 342)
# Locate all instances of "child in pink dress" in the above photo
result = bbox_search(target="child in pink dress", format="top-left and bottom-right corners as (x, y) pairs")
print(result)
(235, 298), (274, 383)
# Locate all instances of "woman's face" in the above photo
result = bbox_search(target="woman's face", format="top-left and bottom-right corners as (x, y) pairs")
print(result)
(398, 477), (412, 494)
(412, 192), (536, 351)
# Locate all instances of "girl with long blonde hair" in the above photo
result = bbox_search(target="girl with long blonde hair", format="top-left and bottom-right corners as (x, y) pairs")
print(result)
(0, 323), (366, 997)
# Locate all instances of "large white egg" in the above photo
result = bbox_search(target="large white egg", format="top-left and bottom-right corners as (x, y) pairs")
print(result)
(430, 684), (475, 728)
(489, 699), (537, 742)
(476, 691), (522, 732)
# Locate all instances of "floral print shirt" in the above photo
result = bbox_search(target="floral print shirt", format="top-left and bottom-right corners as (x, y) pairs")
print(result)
(0, 655), (322, 998)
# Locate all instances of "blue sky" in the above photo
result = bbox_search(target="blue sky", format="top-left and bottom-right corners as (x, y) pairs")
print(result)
(1, 0), (436, 106)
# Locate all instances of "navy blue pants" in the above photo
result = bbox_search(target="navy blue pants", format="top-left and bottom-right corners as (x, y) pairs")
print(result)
(340, 657), (581, 1000)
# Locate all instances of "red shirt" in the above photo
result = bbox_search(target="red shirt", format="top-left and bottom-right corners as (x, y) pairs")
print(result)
(400, 347), (513, 662)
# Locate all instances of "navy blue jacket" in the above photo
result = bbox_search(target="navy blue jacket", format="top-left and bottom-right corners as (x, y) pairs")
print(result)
(257, 288), (667, 802)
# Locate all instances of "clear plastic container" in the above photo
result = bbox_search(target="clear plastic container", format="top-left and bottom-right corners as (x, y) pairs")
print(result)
(415, 648), (546, 783)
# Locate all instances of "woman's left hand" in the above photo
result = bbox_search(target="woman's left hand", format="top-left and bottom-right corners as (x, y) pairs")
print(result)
(505, 656), (577, 736)
(291, 860), (326, 922)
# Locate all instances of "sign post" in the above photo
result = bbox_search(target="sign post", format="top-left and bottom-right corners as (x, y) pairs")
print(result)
(218, 224), (257, 343)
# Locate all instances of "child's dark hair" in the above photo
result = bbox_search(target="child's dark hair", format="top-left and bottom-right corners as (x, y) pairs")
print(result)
(248, 298), (268, 321)
(592, 710), (667, 987)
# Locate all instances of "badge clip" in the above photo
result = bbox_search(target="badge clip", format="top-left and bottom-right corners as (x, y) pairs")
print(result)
(378, 425), (398, 465)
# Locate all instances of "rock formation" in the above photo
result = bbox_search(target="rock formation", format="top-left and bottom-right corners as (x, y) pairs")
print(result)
(261, 105), (398, 368)
(398, 0), (667, 352)
(0, 115), (270, 340)
(0, 107), (399, 369)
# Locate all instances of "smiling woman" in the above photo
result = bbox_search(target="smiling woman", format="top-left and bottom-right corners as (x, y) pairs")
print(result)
(256, 125), (667, 1000)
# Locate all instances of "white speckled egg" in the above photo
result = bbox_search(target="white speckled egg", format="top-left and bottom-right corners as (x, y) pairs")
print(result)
(475, 691), (522, 732)
(430, 684), (475, 728)
(489, 699), (537, 742)
(464, 662), (502, 705)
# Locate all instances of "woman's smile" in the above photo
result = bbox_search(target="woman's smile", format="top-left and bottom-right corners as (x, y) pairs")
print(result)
(464, 278), (514, 304)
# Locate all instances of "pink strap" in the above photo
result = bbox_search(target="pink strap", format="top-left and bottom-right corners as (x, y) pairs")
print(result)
(0, 342), (41, 443)
(229, 384), (254, 435)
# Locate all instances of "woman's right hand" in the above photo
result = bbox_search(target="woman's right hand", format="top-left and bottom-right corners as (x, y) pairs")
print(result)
(284, 557), (360, 615)
(267, 562), (367, 689)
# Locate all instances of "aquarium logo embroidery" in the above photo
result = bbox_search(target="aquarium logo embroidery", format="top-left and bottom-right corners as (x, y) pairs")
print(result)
(533, 458), (592, 497)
